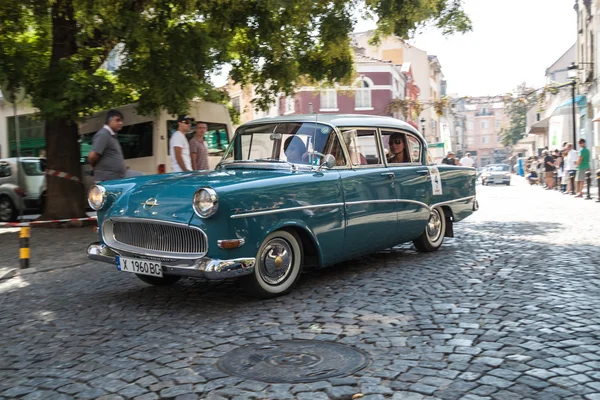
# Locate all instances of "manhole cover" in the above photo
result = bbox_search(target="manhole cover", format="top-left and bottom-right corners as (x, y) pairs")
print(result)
(217, 340), (370, 383)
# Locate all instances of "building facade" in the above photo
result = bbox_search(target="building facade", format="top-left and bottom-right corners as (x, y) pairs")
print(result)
(290, 52), (407, 119)
(453, 97), (509, 168)
(351, 31), (445, 144)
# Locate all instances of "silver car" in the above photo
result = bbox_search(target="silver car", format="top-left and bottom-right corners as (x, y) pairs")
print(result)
(0, 157), (47, 222)
(481, 164), (511, 186)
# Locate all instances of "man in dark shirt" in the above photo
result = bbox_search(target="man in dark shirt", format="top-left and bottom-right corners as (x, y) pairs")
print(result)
(543, 150), (555, 189)
(441, 151), (458, 165)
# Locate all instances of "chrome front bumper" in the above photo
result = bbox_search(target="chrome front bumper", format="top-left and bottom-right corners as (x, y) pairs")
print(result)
(87, 242), (255, 280)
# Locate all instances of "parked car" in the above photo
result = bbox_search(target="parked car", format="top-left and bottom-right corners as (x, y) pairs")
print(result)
(0, 157), (47, 222)
(481, 164), (511, 186)
(87, 115), (478, 298)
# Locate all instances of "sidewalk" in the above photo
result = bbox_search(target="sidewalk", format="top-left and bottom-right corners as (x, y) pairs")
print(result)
(0, 225), (99, 280)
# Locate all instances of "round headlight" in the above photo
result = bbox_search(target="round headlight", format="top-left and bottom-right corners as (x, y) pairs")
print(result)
(88, 185), (106, 210)
(193, 188), (218, 218)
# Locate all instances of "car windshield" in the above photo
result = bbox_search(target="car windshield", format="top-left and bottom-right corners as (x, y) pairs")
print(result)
(20, 159), (46, 176)
(488, 165), (509, 172)
(221, 122), (346, 166)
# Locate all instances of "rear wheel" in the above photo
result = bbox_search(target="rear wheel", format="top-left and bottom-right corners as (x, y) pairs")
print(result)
(0, 196), (17, 222)
(242, 230), (303, 299)
(136, 274), (181, 286)
(413, 207), (446, 252)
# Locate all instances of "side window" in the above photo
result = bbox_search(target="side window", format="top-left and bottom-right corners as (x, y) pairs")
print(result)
(324, 133), (347, 167)
(381, 130), (410, 164)
(340, 128), (382, 166)
(0, 162), (11, 178)
(167, 121), (230, 155)
(406, 135), (422, 163)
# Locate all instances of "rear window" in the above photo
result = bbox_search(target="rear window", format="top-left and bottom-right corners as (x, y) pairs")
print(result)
(489, 165), (509, 171)
(0, 162), (11, 177)
(21, 159), (46, 176)
(166, 121), (229, 155)
(80, 121), (154, 161)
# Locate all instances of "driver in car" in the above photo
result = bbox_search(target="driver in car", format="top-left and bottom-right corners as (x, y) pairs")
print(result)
(283, 136), (308, 163)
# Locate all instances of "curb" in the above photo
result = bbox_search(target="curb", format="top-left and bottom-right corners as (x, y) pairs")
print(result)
(0, 261), (89, 282)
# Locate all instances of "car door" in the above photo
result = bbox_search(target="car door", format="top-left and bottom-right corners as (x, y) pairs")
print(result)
(381, 129), (431, 242)
(337, 128), (398, 257)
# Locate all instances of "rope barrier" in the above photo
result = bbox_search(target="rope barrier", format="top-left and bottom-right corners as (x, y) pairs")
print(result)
(0, 216), (97, 228)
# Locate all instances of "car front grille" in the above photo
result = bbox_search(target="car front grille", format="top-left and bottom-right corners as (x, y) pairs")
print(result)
(104, 219), (207, 258)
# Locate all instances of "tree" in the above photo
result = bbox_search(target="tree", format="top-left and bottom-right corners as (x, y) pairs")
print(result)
(500, 83), (536, 147)
(0, 0), (472, 220)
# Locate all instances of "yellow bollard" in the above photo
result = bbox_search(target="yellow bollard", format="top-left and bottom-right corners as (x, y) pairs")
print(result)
(20, 227), (30, 269)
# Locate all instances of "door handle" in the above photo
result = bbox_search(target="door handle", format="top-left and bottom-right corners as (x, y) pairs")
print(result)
(416, 170), (429, 175)
(380, 172), (395, 179)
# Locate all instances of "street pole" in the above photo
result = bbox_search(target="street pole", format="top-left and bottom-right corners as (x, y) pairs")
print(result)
(572, 79), (577, 147)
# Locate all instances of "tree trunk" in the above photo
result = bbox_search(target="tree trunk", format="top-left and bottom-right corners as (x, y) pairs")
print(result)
(40, 0), (86, 220)
(42, 119), (86, 220)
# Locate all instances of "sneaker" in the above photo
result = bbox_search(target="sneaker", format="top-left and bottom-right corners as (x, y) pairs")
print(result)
(575, 194), (583, 198)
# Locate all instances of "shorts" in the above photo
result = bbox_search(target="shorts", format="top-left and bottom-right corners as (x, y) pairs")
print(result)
(576, 168), (591, 181)
(545, 171), (555, 178)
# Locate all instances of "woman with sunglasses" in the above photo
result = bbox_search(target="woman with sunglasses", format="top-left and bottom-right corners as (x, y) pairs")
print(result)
(387, 132), (410, 163)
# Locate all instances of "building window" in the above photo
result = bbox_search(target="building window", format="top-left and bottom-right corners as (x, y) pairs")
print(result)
(467, 120), (473, 130)
(467, 137), (474, 145)
(320, 89), (338, 110)
(355, 80), (372, 109)
(481, 121), (488, 129)
(285, 96), (295, 114)
(496, 120), (501, 128)
(497, 135), (502, 142)
(482, 136), (489, 144)
(7, 114), (46, 157)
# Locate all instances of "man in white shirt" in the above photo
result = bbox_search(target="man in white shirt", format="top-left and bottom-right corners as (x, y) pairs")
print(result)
(169, 115), (193, 172)
(563, 143), (578, 194)
(459, 152), (475, 168)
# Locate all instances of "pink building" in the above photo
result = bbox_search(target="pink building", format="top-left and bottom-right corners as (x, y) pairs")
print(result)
(283, 52), (410, 120)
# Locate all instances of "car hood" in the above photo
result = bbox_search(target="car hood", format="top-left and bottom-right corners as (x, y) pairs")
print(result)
(109, 168), (302, 224)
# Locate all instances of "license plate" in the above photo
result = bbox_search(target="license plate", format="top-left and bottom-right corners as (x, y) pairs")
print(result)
(116, 256), (163, 278)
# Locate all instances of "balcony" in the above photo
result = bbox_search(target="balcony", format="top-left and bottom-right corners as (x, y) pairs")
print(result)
(475, 110), (495, 117)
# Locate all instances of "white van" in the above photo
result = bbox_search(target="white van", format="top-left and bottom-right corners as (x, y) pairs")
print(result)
(78, 100), (234, 181)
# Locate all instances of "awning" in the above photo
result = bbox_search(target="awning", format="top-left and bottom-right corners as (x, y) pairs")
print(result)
(556, 95), (587, 109)
(528, 117), (550, 135)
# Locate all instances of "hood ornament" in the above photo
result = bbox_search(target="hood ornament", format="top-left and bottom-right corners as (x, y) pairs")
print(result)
(142, 198), (160, 210)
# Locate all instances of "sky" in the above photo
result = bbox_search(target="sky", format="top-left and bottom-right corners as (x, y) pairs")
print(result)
(354, 0), (578, 97)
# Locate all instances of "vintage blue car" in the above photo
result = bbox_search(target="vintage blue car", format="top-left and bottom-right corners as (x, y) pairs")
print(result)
(87, 115), (478, 298)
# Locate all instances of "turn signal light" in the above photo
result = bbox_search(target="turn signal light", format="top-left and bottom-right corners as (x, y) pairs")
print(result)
(218, 239), (245, 249)
(14, 187), (27, 197)
(157, 164), (166, 174)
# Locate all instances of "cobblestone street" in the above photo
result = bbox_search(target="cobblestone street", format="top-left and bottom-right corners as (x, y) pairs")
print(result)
(1, 177), (600, 400)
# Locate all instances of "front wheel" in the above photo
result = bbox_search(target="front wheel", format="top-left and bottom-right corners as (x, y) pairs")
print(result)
(413, 207), (446, 252)
(242, 230), (303, 299)
(136, 274), (181, 286)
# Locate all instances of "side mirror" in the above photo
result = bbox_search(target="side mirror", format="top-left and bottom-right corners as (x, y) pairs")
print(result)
(320, 154), (336, 170)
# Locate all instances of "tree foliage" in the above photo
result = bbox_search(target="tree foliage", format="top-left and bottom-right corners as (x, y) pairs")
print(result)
(500, 83), (536, 147)
(0, 0), (472, 219)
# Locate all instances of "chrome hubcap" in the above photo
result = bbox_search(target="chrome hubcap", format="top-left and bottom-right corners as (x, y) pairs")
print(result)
(0, 199), (12, 221)
(426, 209), (442, 242)
(258, 238), (293, 285)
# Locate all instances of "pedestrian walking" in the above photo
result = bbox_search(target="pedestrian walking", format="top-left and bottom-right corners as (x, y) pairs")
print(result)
(87, 109), (127, 182)
(459, 152), (475, 168)
(190, 121), (210, 171)
(563, 143), (578, 193)
(575, 138), (591, 197)
(543, 150), (555, 189)
(170, 115), (193, 172)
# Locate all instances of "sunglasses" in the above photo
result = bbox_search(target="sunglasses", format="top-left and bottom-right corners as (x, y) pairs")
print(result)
(390, 139), (403, 145)
(181, 120), (191, 125)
